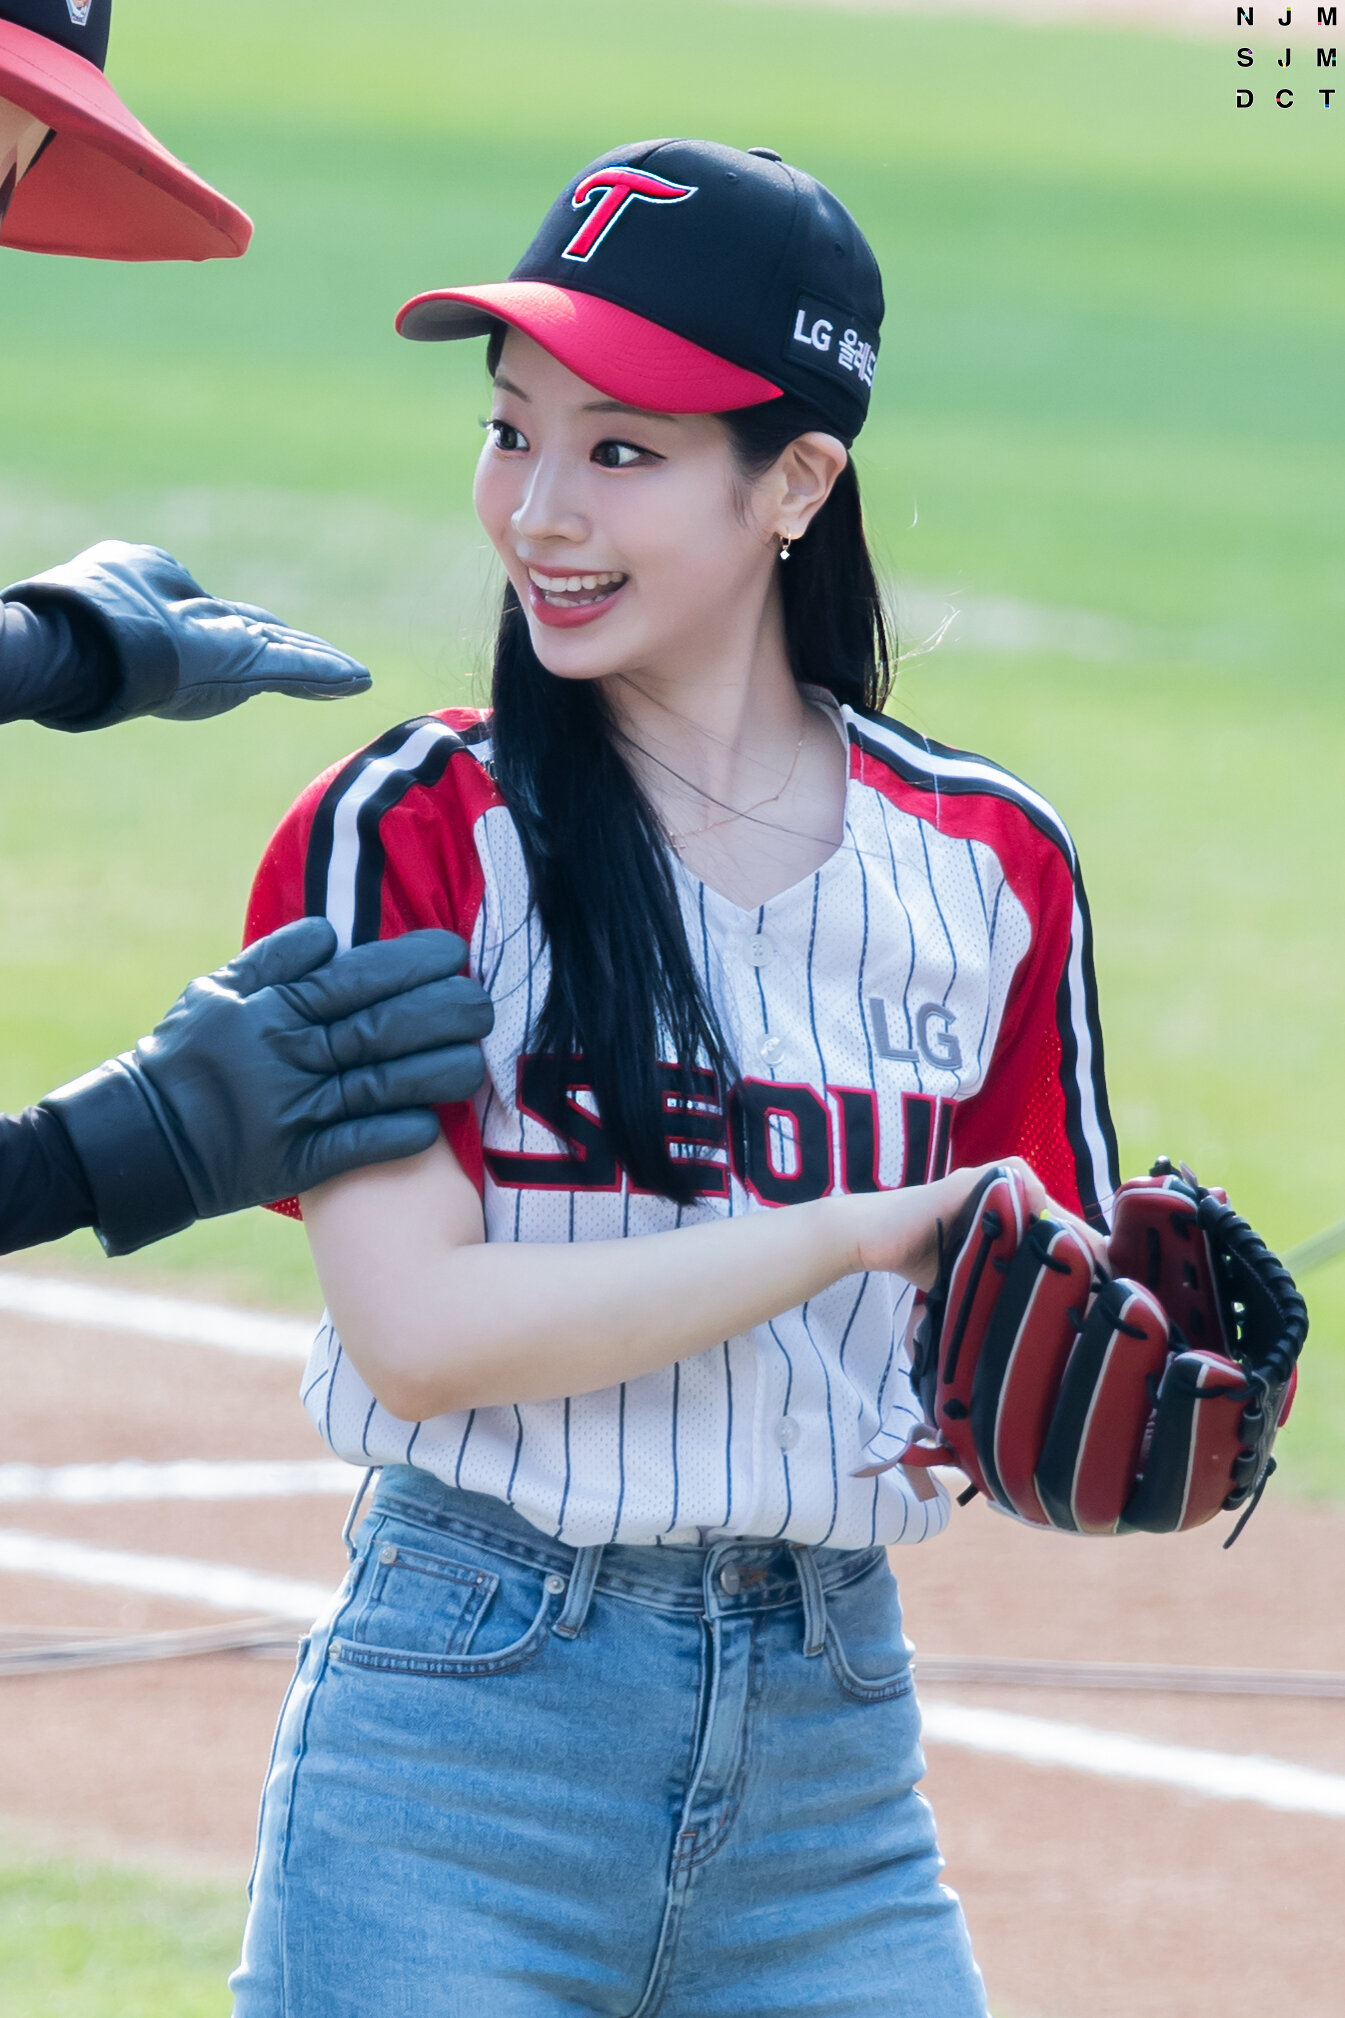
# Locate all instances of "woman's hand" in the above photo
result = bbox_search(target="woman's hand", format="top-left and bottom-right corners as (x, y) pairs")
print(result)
(845, 1157), (1105, 1290)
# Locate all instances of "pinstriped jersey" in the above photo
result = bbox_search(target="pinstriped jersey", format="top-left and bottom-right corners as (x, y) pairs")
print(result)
(246, 695), (1119, 1550)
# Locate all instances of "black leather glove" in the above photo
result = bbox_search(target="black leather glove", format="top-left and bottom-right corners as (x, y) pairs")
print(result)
(42, 920), (492, 1256)
(1, 541), (370, 729)
(0, 595), (129, 730)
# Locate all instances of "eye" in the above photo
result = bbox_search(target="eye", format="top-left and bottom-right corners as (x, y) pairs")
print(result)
(591, 438), (661, 470)
(483, 418), (529, 453)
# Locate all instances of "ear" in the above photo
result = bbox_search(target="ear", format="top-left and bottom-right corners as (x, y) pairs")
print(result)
(775, 433), (849, 542)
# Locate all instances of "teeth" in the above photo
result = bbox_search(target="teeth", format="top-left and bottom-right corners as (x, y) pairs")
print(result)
(528, 567), (623, 595)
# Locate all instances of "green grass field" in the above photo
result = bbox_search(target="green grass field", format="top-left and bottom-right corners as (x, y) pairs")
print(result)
(1, 0), (1342, 1491)
(0, 1850), (241, 2017)
(1, 11), (1341, 2011)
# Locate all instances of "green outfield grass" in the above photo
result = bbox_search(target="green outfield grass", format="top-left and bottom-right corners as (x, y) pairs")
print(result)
(0, 1), (1341, 1487)
(0, 1851), (240, 2016)
(0, 1843), (1057, 2018)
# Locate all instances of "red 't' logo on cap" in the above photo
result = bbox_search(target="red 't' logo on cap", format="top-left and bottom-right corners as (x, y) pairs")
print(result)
(561, 167), (698, 263)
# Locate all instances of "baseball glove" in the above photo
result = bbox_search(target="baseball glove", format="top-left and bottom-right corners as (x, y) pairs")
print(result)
(887, 1160), (1307, 1543)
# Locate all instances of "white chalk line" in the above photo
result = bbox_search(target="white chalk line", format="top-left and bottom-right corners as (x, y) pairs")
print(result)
(0, 1270), (313, 1360)
(4, 1274), (1343, 1813)
(1, 1521), (1342, 1817)
(0, 1459), (356, 1505)
(920, 1700), (1345, 1820)
(0, 1529), (332, 1621)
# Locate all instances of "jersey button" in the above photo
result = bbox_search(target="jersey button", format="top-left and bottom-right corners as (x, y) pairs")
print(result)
(773, 1416), (801, 1451)
(743, 933), (774, 967)
(759, 1034), (785, 1065)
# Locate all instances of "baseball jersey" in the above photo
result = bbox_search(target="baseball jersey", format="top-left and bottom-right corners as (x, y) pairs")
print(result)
(246, 693), (1119, 1551)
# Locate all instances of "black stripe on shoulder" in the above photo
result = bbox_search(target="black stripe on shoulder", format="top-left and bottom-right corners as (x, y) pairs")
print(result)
(303, 717), (444, 921)
(849, 702), (1022, 778)
(1052, 876), (1119, 1227)
(847, 709), (1074, 866)
(455, 715), (497, 778)
(350, 720), (468, 945)
(303, 716), (472, 939)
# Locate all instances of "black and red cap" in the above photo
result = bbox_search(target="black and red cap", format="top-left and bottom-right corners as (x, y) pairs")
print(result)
(396, 139), (883, 445)
(0, 0), (251, 260)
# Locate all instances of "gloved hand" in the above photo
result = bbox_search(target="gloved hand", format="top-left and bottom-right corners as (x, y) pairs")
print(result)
(1, 541), (370, 728)
(889, 1162), (1307, 1543)
(42, 920), (492, 1255)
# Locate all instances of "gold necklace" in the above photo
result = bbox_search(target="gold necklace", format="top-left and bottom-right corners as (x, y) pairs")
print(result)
(667, 723), (808, 851)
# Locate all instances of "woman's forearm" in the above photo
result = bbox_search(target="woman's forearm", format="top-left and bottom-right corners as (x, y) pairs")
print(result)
(307, 1169), (861, 1419)
(301, 1143), (1021, 1423)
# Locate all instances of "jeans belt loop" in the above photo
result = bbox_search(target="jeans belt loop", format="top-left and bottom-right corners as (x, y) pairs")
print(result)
(790, 1543), (828, 1658)
(341, 1467), (379, 1562)
(553, 1544), (605, 1639)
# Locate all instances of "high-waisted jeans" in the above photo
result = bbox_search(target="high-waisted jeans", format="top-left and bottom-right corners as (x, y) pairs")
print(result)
(230, 1468), (987, 2017)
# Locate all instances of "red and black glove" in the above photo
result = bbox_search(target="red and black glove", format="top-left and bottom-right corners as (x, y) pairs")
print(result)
(895, 1161), (1307, 1542)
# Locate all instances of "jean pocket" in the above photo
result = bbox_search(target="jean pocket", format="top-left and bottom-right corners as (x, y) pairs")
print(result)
(823, 1551), (916, 1704)
(330, 1518), (559, 1678)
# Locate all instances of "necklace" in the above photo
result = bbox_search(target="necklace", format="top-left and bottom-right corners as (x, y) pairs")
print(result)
(667, 723), (808, 851)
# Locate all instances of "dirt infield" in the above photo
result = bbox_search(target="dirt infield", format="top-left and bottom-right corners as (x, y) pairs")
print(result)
(899, 1503), (1345, 2017)
(3, 1300), (1343, 2018)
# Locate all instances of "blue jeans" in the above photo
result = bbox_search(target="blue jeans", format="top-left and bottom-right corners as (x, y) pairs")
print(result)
(231, 1469), (986, 2017)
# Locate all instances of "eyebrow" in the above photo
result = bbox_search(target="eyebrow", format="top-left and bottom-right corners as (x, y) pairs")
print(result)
(492, 372), (676, 426)
(580, 398), (678, 423)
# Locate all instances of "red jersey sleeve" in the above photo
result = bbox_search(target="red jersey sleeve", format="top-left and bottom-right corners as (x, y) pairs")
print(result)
(950, 828), (1118, 1228)
(244, 709), (504, 1214)
(849, 714), (1119, 1230)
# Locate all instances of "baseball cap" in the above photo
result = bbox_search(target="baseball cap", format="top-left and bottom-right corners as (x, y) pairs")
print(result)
(396, 139), (883, 445)
(0, 0), (251, 260)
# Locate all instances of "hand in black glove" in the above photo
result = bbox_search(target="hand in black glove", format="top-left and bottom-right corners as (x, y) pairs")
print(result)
(1, 541), (370, 729)
(43, 920), (493, 1256)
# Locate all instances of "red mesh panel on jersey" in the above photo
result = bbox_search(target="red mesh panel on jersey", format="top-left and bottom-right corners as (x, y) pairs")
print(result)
(1011, 1022), (1083, 1217)
(950, 1018), (1085, 1224)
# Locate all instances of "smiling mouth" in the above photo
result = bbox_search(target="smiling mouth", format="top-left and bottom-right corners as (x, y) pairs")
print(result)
(527, 567), (627, 609)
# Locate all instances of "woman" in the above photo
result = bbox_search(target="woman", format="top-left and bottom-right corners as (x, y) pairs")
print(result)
(233, 140), (1118, 2017)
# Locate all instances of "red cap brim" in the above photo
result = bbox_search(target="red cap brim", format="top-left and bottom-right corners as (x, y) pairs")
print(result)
(0, 21), (251, 261)
(395, 281), (781, 414)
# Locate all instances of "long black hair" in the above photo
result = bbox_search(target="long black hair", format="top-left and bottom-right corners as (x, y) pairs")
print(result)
(489, 373), (894, 1203)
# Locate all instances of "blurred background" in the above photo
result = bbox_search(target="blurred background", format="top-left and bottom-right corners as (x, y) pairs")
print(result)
(4, 0), (1336, 1474)
(1, 1), (1342, 2009)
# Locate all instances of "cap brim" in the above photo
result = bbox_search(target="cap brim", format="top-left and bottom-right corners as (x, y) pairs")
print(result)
(395, 281), (781, 414)
(0, 21), (251, 261)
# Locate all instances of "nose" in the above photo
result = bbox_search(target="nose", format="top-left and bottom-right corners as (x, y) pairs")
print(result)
(510, 452), (589, 549)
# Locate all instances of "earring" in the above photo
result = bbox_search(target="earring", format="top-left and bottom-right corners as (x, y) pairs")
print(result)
(778, 533), (793, 563)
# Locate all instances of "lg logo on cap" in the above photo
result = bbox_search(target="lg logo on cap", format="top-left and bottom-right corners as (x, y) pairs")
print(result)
(794, 307), (834, 353)
(789, 292), (878, 391)
(66, 1), (94, 24)
(561, 166), (698, 263)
